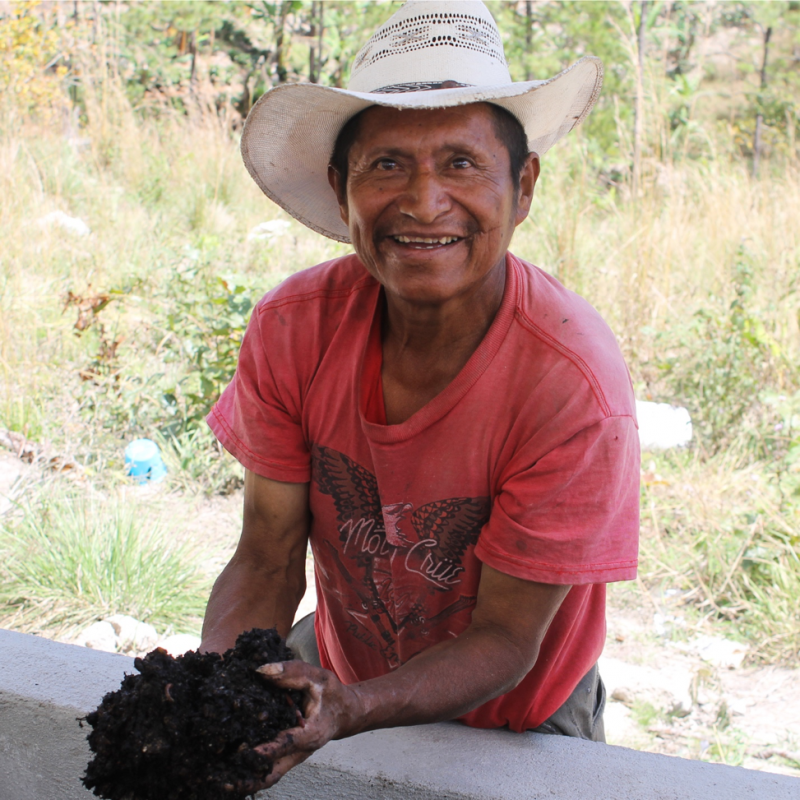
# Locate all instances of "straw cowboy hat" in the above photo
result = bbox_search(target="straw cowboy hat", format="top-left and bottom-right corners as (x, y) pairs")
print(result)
(241, 0), (603, 243)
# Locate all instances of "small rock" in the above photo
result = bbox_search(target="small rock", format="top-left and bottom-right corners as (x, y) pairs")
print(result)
(105, 614), (159, 653)
(728, 698), (748, 716)
(75, 621), (117, 653)
(611, 687), (635, 707)
(675, 635), (748, 669)
(636, 400), (692, 450)
(156, 634), (201, 656)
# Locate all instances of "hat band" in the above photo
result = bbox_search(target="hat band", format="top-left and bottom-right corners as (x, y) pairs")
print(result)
(372, 80), (473, 94)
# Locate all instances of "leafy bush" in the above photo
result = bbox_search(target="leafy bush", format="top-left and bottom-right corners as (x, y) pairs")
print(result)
(75, 248), (258, 493)
(0, 487), (213, 638)
(644, 248), (798, 456)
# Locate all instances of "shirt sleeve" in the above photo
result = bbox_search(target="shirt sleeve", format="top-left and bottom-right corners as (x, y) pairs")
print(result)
(206, 303), (311, 483)
(476, 414), (639, 584)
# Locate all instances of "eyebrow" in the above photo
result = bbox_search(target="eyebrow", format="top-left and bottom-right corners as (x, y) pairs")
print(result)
(357, 141), (486, 161)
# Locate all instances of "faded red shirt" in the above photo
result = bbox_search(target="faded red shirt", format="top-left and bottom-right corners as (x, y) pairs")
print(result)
(208, 252), (639, 731)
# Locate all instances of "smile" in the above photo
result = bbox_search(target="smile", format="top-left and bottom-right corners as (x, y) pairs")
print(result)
(391, 235), (462, 249)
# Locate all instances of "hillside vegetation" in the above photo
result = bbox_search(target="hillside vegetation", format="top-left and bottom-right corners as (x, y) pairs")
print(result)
(0, 1), (798, 667)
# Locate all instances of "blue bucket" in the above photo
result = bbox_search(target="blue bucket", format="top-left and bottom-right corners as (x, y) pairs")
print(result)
(125, 438), (167, 484)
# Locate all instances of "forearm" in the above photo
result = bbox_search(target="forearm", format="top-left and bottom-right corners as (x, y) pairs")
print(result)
(340, 622), (532, 736)
(252, 574), (569, 790)
(200, 553), (306, 653)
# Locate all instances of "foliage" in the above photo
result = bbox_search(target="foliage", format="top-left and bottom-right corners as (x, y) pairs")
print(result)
(0, 0), (799, 676)
(0, 0), (69, 125)
(0, 486), (212, 638)
(640, 449), (800, 664)
(644, 247), (798, 456)
(74, 251), (259, 494)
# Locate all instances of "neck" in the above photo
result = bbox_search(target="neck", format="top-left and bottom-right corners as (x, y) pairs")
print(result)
(378, 256), (508, 425)
(382, 257), (507, 356)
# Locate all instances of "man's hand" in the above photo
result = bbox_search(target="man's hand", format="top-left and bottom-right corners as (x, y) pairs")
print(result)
(240, 661), (362, 791)
(238, 567), (570, 789)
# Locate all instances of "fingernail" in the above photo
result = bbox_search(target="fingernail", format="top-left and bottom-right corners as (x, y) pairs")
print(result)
(258, 663), (284, 676)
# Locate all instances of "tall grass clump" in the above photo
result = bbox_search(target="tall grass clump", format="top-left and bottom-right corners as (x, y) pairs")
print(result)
(0, 486), (212, 639)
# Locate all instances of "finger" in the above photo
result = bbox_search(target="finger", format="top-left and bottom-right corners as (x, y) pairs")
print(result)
(261, 750), (312, 789)
(257, 660), (323, 690)
(254, 728), (301, 761)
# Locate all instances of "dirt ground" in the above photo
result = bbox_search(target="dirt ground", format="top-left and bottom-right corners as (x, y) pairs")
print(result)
(602, 583), (800, 778)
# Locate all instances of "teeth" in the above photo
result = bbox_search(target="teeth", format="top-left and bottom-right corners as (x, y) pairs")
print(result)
(394, 235), (459, 245)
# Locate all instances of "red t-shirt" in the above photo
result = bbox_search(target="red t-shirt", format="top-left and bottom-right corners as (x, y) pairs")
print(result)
(207, 252), (640, 732)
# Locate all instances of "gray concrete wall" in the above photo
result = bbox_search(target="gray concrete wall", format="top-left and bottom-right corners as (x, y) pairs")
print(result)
(2, 627), (799, 800)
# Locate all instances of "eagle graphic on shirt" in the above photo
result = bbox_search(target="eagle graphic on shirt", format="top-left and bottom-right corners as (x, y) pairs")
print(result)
(311, 444), (489, 667)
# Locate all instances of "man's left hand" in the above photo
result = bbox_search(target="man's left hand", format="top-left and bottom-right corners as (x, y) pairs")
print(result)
(247, 661), (361, 790)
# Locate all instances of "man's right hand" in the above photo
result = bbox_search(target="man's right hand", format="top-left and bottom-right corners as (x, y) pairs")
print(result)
(200, 470), (311, 654)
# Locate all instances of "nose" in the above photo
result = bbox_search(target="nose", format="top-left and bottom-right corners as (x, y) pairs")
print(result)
(396, 167), (451, 223)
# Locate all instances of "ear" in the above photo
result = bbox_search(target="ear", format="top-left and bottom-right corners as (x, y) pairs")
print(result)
(514, 152), (540, 227)
(327, 165), (349, 226)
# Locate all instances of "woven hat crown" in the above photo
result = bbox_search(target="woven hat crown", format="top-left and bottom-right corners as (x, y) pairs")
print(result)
(240, 0), (603, 242)
(349, 1), (512, 93)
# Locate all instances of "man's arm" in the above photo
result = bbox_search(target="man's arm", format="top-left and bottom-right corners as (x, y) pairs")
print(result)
(200, 470), (310, 654)
(250, 566), (570, 789)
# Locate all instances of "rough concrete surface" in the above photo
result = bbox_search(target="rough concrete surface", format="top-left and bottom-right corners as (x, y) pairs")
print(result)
(0, 629), (133, 800)
(266, 723), (800, 800)
(2, 628), (800, 800)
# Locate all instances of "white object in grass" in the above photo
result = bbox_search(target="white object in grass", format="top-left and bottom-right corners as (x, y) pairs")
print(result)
(247, 219), (291, 241)
(635, 400), (693, 450)
(38, 210), (91, 237)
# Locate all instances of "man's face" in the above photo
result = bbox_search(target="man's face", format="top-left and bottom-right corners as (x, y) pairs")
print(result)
(329, 104), (538, 307)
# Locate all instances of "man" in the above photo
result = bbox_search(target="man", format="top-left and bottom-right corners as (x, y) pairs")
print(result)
(201, 0), (639, 790)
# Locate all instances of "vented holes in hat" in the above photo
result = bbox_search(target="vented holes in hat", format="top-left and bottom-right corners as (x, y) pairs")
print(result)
(352, 11), (507, 74)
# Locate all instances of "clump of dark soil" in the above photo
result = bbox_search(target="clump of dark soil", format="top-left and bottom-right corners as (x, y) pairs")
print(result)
(81, 628), (302, 800)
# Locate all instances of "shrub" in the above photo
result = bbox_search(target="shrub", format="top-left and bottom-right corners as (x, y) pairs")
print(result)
(644, 248), (799, 457)
(74, 250), (257, 494)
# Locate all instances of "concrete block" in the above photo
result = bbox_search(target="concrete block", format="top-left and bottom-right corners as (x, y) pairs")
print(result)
(0, 628), (132, 800)
(266, 723), (800, 800)
(1, 628), (799, 800)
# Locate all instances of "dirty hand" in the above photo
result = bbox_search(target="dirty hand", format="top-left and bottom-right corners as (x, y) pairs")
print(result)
(248, 660), (362, 790)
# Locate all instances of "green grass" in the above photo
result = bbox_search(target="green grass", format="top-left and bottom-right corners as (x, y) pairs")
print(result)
(0, 485), (212, 639)
(631, 699), (661, 729)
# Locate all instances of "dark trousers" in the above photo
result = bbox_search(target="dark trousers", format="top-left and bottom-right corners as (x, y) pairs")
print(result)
(287, 612), (606, 742)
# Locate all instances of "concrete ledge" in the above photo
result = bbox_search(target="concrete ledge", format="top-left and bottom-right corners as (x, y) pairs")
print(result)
(2, 628), (799, 800)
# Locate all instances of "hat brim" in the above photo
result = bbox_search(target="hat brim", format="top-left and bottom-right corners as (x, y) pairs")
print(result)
(241, 56), (603, 243)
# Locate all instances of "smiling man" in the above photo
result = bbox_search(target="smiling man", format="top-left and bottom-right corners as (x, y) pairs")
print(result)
(201, 0), (639, 790)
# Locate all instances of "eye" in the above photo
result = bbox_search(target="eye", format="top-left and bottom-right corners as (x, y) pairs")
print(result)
(376, 158), (398, 171)
(451, 157), (471, 169)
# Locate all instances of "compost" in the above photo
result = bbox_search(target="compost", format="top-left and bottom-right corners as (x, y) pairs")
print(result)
(81, 628), (302, 800)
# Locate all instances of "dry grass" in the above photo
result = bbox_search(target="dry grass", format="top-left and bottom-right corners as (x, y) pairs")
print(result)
(0, 83), (798, 660)
(641, 449), (800, 663)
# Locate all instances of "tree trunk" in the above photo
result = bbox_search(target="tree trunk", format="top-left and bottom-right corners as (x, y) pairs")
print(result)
(309, 2), (317, 83)
(632, 0), (648, 196)
(525, 1), (534, 81)
(752, 25), (772, 179)
(274, 2), (290, 84)
(308, 2), (324, 84)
